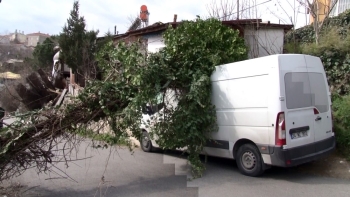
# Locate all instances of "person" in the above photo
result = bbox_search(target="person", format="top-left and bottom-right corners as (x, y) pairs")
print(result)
(0, 106), (4, 129)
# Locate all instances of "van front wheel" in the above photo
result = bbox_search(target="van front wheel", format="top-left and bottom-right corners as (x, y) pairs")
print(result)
(141, 131), (153, 152)
(236, 144), (264, 177)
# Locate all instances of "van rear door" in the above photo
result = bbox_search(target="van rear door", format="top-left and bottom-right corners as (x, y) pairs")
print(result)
(304, 56), (333, 145)
(280, 56), (315, 149)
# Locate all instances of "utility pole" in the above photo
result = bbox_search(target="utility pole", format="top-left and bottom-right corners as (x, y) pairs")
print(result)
(237, 0), (239, 19)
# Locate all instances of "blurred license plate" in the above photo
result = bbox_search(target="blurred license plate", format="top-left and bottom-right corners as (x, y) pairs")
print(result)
(291, 131), (308, 139)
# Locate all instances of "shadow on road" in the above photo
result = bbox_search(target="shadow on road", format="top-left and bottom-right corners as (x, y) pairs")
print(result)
(158, 149), (350, 185)
(19, 174), (198, 197)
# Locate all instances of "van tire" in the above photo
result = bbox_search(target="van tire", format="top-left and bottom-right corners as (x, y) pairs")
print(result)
(236, 144), (264, 177)
(141, 131), (153, 152)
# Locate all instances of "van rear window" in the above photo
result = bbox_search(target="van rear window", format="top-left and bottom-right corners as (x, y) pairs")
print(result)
(284, 72), (329, 112)
(309, 73), (329, 113)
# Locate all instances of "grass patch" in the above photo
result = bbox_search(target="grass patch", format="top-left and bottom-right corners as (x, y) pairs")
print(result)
(334, 124), (350, 160)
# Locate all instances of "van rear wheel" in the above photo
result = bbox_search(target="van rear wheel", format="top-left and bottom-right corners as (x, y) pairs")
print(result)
(236, 144), (264, 177)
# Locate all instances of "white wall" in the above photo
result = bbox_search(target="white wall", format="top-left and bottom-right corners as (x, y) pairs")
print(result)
(16, 34), (27, 44)
(244, 28), (285, 59)
(146, 28), (285, 59)
(147, 34), (165, 53)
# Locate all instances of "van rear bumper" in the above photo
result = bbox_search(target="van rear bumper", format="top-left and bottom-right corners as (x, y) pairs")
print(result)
(269, 136), (336, 167)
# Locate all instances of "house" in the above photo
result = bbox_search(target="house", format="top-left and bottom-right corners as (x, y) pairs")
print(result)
(0, 35), (10, 44)
(8, 30), (27, 44)
(107, 18), (293, 59)
(309, 0), (350, 24)
(26, 32), (50, 47)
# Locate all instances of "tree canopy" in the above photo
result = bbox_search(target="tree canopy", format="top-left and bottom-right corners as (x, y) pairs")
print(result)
(31, 36), (59, 69)
(80, 17), (248, 177)
(0, 14), (248, 180)
(58, 1), (99, 73)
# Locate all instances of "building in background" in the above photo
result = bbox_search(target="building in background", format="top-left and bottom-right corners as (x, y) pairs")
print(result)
(0, 35), (10, 44)
(8, 30), (27, 44)
(26, 32), (50, 47)
(309, 0), (350, 24)
(329, 0), (350, 16)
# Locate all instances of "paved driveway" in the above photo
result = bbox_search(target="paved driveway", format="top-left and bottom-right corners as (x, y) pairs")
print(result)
(2, 140), (350, 197)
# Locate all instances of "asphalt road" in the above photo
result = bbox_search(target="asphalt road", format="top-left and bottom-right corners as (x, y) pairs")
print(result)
(2, 139), (350, 197)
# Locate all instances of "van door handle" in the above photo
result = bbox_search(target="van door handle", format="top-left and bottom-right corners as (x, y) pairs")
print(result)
(315, 116), (322, 121)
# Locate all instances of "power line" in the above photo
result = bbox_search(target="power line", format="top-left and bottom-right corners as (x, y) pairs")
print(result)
(219, 0), (273, 19)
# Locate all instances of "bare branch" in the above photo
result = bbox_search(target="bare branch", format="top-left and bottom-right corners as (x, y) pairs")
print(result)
(206, 0), (238, 20)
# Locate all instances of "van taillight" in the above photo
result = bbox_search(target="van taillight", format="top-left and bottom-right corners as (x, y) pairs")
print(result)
(276, 112), (286, 146)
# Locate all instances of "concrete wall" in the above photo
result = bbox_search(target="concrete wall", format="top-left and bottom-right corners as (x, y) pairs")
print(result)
(146, 34), (164, 53)
(27, 36), (40, 47)
(16, 34), (27, 44)
(244, 28), (285, 59)
(27, 35), (48, 47)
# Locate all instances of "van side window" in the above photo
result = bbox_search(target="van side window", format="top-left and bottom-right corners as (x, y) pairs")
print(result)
(284, 73), (313, 109)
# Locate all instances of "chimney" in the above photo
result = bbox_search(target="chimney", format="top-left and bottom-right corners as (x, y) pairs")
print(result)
(173, 14), (177, 23)
(114, 25), (117, 35)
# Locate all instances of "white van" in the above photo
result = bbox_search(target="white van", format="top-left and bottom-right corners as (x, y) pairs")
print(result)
(139, 54), (336, 177)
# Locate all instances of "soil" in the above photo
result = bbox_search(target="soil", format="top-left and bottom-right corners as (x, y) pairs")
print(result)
(295, 150), (350, 180)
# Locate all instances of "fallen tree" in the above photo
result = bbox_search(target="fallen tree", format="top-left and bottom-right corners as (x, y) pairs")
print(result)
(0, 17), (248, 181)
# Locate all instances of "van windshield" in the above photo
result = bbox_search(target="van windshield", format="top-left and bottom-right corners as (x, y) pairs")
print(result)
(284, 72), (329, 113)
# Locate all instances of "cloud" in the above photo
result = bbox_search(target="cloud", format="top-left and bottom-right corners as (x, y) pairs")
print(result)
(0, 0), (308, 36)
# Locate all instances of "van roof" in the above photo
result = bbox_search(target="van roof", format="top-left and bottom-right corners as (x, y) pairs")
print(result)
(211, 54), (321, 82)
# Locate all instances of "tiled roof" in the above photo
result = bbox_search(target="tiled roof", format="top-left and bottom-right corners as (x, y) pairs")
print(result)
(125, 19), (294, 36)
(26, 32), (50, 37)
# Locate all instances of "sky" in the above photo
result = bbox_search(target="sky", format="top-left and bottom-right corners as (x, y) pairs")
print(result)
(0, 0), (310, 37)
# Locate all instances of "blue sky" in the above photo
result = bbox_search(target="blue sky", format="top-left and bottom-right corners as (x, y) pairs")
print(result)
(0, 0), (309, 37)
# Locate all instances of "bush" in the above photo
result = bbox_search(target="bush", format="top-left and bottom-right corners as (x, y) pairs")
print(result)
(300, 29), (350, 97)
(332, 96), (350, 159)
(285, 9), (350, 45)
